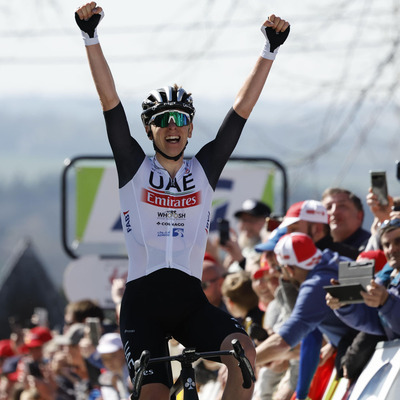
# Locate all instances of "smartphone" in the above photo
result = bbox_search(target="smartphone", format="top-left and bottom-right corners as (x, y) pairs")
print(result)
(396, 160), (400, 181)
(217, 218), (230, 245)
(28, 361), (43, 378)
(370, 170), (389, 206)
(86, 317), (102, 346)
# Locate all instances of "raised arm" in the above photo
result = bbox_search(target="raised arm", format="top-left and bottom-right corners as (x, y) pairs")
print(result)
(233, 15), (290, 119)
(75, 2), (120, 111)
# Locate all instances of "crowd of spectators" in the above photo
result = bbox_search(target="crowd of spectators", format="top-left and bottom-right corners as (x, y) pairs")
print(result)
(1, 185), (399, 400)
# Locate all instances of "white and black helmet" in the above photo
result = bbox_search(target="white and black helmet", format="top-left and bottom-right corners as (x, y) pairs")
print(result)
(141, 85), (195, 127)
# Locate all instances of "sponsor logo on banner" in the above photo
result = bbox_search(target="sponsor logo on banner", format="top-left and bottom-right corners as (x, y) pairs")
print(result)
(142, 188), (200, 209)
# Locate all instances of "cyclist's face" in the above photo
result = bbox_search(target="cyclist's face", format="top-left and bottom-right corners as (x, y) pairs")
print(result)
(150, 120), (193, 159)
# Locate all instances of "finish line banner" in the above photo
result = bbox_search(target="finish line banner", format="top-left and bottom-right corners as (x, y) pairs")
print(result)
(62, 157), (286, 258)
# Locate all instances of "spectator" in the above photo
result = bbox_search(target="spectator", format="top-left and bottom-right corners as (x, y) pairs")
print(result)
(54, 323), (102, 399)
(201, 258), (228, 313)
(13, 327), (55, 399)
(221, 270), (265, 339)
(253, 227), (299, 400)
(63, 300), (104, 331)
(256, 233), (357, 400)
(0, 340), (20, 400)
(321, 188), (370, 254)
(364, 193), (400, 250)
(279, 199), (359, 259)
(223, 199), (271, 271)
(327, 218), (400, 340)
(324, 219), (400, 390)
(276, 199), (361, 397)
(96, 333), (131, 399)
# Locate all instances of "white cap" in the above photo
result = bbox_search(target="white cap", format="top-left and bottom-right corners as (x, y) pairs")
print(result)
(279, 200), (328, 229)
(274, 233), (322, 270)
(96, 333), (123, 354)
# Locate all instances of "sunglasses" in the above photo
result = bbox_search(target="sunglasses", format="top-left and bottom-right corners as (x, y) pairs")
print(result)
(380, 218), (400, 230)
(149, 110), (190, 128)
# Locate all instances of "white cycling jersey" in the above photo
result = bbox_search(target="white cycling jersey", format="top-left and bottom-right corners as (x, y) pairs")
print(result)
(104, 102), (246, 283)
(120, 156), (213, 282)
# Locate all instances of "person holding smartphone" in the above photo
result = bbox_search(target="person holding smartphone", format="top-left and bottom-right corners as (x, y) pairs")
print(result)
(74, 3), (290, 399)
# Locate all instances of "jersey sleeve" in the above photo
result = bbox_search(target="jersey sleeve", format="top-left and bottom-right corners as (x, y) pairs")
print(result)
(104, 102), (146, 188)
(195, 107), (246, 190)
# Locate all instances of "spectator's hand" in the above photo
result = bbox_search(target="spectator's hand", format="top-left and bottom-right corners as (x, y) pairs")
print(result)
(319, 342), (335, 366)
(366, 188), (393, 223)
(326, 294), (343, 310)
(361, 279), (389, 308)
(390, 209), (400, 220)
(220, 229), (243, 262)
(217, 364), (228, 391)
(111, 278), (125, 305)
(266, 359), (289, 373)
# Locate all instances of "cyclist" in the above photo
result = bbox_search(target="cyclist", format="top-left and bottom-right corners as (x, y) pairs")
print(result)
(75, 3), (290, 399)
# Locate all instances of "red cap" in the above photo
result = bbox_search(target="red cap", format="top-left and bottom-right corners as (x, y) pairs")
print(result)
(25, 327), (52, 348)
(0, 339), (15, 358)
(253, 266), (271, 280)
(357, 250), (387, 273)
(204, 252), (218, 264)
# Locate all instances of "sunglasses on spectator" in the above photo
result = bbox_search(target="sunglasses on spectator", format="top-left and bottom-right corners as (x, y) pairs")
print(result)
(380, 218), (400, 230)
(149, 110), (191, 128)
(201, 277), (220, 290)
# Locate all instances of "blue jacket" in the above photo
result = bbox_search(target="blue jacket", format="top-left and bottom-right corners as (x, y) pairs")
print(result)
(334, 263), (400, 340)
(278, 249), (355, 348)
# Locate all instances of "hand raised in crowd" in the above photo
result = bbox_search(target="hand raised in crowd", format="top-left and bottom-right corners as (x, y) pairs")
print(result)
(390, 207), (400, 220)
(366, 188), (393, 223)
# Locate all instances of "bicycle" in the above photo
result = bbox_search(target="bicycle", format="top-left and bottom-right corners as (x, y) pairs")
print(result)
(131, 338), (256, 400)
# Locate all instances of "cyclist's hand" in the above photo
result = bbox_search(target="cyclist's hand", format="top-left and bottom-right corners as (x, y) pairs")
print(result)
(75, 2), (104, 45)
(260, 15), (290, 59)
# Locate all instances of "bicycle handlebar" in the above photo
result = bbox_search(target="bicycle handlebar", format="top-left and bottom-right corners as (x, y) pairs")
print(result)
(131, 339), (255, 399)
(132, 350), (150, 399)
(231, 339), (256, 389)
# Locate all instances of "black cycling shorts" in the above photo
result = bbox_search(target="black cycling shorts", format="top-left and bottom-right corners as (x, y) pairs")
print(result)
(119, 268), (247, 387)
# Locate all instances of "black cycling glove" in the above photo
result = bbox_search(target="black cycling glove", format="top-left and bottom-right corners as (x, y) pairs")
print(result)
(75, 10), (104, 46)
(260, 24), (290, 60)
